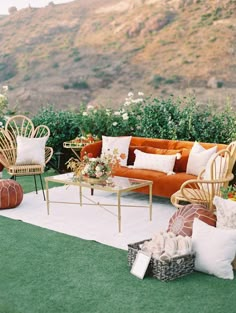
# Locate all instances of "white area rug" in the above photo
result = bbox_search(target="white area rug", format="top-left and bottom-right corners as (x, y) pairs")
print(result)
(0, 186), (176, 250)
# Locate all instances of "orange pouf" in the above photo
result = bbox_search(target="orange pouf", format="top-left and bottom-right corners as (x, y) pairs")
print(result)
(0, 180), (23, 209)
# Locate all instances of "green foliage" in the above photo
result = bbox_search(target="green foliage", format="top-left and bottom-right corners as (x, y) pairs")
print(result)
(151, 75), (165, 89)
(151, 75), (181, 88)
(32, 106), (83, 152)
(63, 81), (89, 90)
(32, 94), (236, 154)
(52, 62), (59, 68)
(71, 81), (89, 89)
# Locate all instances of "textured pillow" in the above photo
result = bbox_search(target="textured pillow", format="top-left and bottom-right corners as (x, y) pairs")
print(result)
(101, 136), (132, 166)
(213, 196), (236, 270)
(186, 142), (217, 176)
(133, 149), (177, 173)
(213, 196), (236, 229)
(167, 203), (216, 237)
(192, 218), (236, 280)
(16, 136), (47, 166)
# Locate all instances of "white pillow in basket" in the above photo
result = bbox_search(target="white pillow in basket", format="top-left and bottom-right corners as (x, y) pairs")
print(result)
(186, 142), (217, 176)
(133, 149), (177, 173)
(16, 136), (47, 166)
(101, 136), (132, 166)
(192, 218), (236, 280)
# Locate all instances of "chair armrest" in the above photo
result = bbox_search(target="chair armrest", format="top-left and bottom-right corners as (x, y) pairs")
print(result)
(80, 141), (102, 159)
(0, 147), (16, 168)
(45, 147), (53, 164)
(180, 174), (234, 209)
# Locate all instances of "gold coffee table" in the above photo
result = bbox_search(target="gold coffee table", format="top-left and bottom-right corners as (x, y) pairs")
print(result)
(45, 173), (153, 232)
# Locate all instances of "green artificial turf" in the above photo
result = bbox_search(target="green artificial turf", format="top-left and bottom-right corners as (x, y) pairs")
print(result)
(0, 216), (235, 313)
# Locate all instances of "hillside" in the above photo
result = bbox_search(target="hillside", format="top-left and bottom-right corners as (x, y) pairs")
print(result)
(0, 0), (236, 114)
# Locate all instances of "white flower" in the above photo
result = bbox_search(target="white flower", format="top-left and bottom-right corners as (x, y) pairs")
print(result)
(0, 121), (3, 127)
(82, 112), (88, 116)
(112, 122), (118, 126)
(138, 91), (144, 96)
(122, 113), (129, 120)
(132, 98), (143, 103)
(2, 86), (8, 91)
(114, 111), (121, 116)
(124, 101), (131, 106)
(128, 92), (134, 97)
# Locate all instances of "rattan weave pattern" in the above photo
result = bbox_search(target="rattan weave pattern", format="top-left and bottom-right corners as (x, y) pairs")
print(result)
(128, 239), (195, 281)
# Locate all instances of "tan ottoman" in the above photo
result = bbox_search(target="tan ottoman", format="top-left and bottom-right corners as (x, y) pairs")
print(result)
(0, 179), (23, 209)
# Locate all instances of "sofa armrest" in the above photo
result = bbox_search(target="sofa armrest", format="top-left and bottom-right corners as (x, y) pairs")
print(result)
(80, 141), (102, 159)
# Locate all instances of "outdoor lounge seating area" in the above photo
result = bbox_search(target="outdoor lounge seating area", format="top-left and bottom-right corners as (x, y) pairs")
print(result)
(0, 115), (236, 312)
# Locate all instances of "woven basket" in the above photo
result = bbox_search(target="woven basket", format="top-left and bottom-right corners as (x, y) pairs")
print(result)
(128, 239), (195, 281)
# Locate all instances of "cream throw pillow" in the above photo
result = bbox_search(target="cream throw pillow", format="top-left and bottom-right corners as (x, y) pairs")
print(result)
(186, 142), (217, 176)
(133, 149), (177, 173)
(16, 136), (47, 166)
(101, 136), (132, 166)
(203, 153), (227, 180)
(192, 218), (236, 280)
(213, 196), (236, 229)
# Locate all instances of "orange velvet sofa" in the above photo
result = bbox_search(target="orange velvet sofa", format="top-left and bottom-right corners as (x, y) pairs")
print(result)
(80, 137), (227, 198)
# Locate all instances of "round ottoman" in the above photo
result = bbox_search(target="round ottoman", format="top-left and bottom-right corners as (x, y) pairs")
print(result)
(0, 180), (23, 209)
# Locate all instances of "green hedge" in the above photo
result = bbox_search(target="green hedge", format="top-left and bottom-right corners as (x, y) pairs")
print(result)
(32, 94), (236, 153)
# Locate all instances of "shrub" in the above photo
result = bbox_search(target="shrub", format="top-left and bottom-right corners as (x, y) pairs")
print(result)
(32, 94), (236, 155)
(32, 106), (82, 152)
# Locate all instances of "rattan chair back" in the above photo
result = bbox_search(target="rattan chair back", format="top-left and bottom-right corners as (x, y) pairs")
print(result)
(171, 148), (234, 211)
(5, 115), (34, 144)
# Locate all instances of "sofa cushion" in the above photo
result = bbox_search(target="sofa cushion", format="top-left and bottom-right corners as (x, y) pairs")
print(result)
(133, 149), (177, 173)
(173, 148), (191, 172)
(101, 136), (132, 166)
(186, 142), (217, 176)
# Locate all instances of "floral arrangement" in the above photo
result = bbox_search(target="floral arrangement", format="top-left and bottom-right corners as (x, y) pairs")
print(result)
(220, 184), (236, 201)
(66, 149), (125, 180)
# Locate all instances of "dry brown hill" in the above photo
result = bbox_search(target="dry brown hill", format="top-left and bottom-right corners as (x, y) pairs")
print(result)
(0, 0), (236, 114)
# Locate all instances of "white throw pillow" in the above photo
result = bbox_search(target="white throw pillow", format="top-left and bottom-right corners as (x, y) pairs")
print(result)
(213, 196), (236, 229)
(101, 136), (132, 166)
(186, 142), (217, 176)
(133, 149), (176, 173)
(192, 218), (236, 280)
(16, 136), (47, 166)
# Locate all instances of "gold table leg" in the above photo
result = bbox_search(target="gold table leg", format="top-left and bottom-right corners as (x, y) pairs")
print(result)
(117, 191), (121, 233)
(149, 183), (153, 221)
